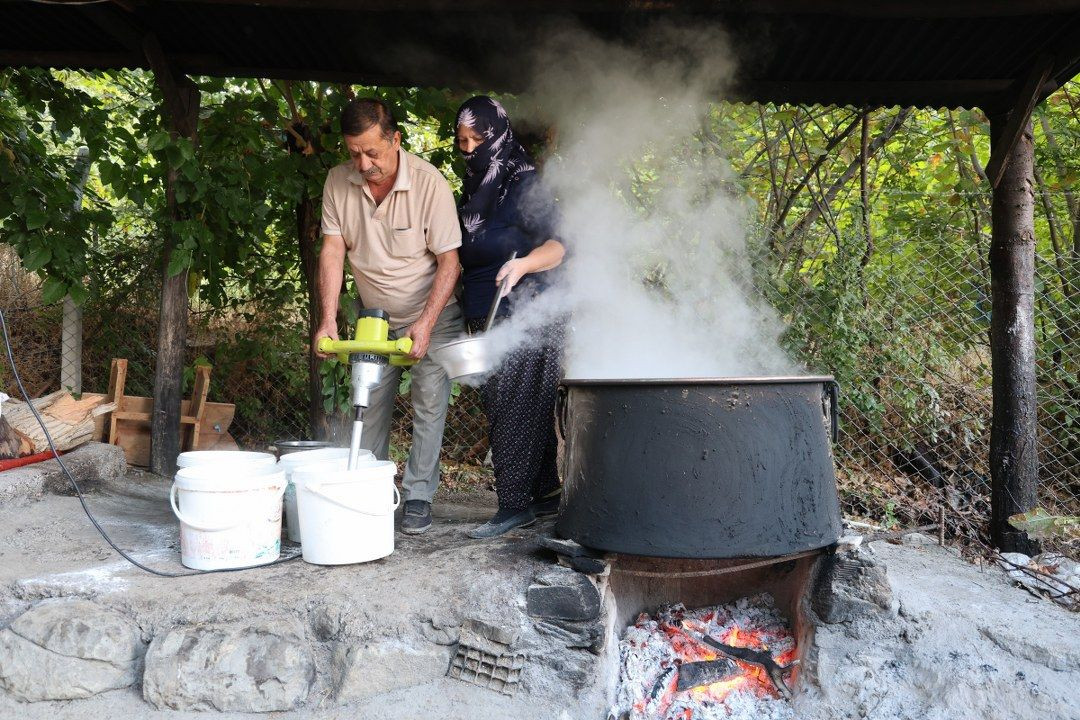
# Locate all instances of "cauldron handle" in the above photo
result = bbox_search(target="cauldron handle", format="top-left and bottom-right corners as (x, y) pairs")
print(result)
(824, 380), (840, 444)
(555, 385), (569, 441)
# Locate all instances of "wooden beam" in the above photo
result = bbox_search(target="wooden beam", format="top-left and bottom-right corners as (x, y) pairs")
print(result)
(984, 54), (1054, 189)
(181, 0), (1080, 16)
(0, 50), (218, 72)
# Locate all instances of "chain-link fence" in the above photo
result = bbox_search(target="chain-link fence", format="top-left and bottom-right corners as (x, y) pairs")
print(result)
(2, 217), (1077, 538)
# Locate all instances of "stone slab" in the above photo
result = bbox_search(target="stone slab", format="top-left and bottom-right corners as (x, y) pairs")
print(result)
(0, 599), (143, 702)
(142, 617), (315, 712)
(0, 442), (126, 507)
(334, 641), (452, 703)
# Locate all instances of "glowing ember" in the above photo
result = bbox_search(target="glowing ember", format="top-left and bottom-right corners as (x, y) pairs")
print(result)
(610, 595), (797, 720)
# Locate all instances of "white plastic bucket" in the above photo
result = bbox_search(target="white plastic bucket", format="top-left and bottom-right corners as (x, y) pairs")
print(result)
(170, 463), (287, 570)
(277, 447), (372, 543)
(293, 460), (400, 565)
(176, 450), (277, 470)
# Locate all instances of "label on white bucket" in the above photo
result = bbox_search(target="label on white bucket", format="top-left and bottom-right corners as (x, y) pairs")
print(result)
(171, 466), (286, 571)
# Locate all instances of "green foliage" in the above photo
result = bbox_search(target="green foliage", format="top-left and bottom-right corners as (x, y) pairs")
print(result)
(320, 358), (352, 415)
(2, 68), (1077, 520)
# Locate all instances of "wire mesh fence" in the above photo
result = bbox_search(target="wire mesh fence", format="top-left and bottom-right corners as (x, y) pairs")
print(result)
(1, 222), (1077, 544)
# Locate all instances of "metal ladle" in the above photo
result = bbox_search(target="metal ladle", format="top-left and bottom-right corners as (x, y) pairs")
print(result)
(483, 251), (518, 332)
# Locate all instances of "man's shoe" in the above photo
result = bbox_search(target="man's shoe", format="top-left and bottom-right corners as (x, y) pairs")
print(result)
(401, 500), (432, 535)
(467, 507), (536, 539)
(532, 490), (562, 517)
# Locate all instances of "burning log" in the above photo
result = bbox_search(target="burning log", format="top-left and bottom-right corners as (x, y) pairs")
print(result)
(612, 598), (797, 720)
(675, 658), (739, 692)
(680, 623), (797, 700)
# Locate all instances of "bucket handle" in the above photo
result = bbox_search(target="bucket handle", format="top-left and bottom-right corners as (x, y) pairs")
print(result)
(302, 481), (401, 517)
(170, 481), (286, 533)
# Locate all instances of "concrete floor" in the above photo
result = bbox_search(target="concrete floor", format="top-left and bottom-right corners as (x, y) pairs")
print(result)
(2, 454), (1078, 720)
(0, 467), (608, 718)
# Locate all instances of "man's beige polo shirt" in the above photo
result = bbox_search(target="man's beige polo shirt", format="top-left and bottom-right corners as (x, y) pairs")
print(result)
(321, 149), (462, 329)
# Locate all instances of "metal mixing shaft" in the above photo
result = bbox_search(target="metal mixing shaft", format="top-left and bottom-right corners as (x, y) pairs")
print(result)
(347, 353), (387, 469)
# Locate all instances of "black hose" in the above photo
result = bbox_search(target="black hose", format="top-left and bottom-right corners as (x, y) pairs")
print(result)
(0, 306), (300, 577)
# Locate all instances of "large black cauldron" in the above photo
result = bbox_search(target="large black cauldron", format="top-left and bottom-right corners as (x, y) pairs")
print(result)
(555, 377), (842, 559)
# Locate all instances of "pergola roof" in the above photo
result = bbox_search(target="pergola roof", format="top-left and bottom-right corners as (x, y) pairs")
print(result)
(2, 1), (1080, 111)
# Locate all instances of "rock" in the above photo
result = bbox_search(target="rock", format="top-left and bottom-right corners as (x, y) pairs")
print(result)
(41, 442), (126, 495)
(418, 610), (465, 646)
(533, 565), (582, 587)
(566, 556), (609, 575)
(0, 442), (126, 507)
(0, 598), (144, 701)
(459, 618), (517, 648)
(980, 625), (1080, 672)
(997, 552), (1075, 601)
(142, 617), (314, 712)
(534, 618), (604, 654)
(527, 571), (601, 621)
(536, 535), (601, 558)
(811, 546), (893, 624)
(419, 619), (460, 646)
(997, 552), (1031, 570)
(901, 532), (937, 547)
(334, 641), (451, 703)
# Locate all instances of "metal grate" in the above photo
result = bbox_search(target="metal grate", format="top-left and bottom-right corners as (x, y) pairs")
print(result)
(447, 645), (525, 697)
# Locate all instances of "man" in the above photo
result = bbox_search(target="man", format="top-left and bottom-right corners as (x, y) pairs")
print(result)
(314, 98), (462, 535)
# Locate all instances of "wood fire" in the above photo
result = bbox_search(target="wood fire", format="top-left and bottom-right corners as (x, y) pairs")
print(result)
(611, 595), (798, 720)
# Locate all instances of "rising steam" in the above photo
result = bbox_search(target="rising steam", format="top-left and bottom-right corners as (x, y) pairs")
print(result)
(481, 22), (798, 380)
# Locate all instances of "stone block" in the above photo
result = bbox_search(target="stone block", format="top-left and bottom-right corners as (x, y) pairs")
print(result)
(41, 442), (127, 495)
(142, 617), (314, 712)
(0, 599), (144, 701)
(811, 546), (893, 624)
(534, 618), (605, 654)
(334, 642), (451, 703)
(566, 556), (608, 575)
(527, 572), (601, 622)
(536, 535), (601, 559)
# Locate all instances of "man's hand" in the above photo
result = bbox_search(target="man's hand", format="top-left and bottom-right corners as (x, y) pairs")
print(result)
(495, 258), (530, 297)
(404, 319), (434, 360)
(312, 320), (339, 359)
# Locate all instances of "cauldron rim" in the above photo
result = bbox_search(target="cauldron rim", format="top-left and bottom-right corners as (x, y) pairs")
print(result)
(560, 375), (835, 386)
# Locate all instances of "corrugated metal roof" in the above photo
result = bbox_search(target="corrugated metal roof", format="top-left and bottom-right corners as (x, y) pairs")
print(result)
(1, 1), (1078, 110)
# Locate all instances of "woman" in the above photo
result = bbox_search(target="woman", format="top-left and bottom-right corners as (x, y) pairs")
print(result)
(454, 96), (567, 539)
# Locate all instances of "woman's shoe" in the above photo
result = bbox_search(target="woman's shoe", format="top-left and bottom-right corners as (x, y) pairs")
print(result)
(467, 507), (537, 539)
(532, 490), (562, 517)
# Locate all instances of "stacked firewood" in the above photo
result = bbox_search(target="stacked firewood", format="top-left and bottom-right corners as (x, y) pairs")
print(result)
(0, 391), (115, 459)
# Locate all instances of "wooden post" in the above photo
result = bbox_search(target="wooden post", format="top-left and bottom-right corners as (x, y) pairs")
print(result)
(286, 120), (330, 441)
(60, 146), (91, 394)
(988, 112), (1040, 555)
(145, 35), (200, 476)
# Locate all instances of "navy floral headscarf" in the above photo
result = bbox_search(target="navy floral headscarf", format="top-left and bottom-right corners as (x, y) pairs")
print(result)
(456, 96), (536, 243)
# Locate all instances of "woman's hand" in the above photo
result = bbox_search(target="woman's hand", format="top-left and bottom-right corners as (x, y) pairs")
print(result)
(495, 258), (530, 297)
(495, 240), (565, 297)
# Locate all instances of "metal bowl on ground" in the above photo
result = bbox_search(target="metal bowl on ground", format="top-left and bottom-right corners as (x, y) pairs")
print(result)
(428, 336), (493, 383)
(274, 440), (334, 457)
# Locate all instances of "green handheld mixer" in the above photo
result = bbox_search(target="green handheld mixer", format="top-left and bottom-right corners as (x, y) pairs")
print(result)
(317, 309), (416, 469)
